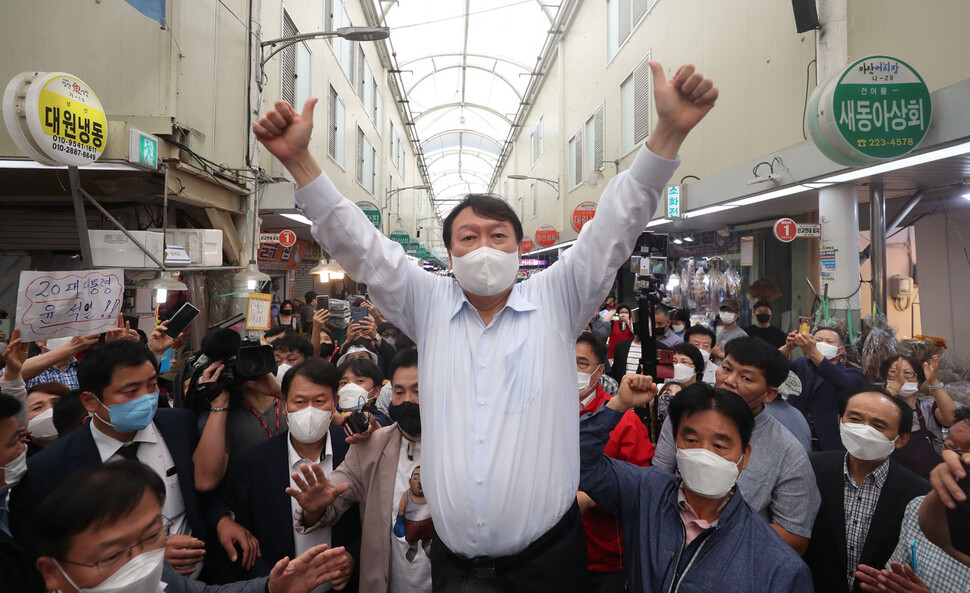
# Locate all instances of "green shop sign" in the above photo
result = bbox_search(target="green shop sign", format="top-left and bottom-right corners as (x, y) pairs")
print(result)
(389, 229), (410, 246)
(808, 55), (931, 166)
(355, 201), (381, 229)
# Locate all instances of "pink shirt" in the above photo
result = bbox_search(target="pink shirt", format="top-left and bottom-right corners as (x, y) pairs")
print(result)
(677, 489), (716, 546)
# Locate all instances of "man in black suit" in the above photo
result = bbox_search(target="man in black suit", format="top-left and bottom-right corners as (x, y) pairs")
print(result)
(9, 339), (257, 577)
(804, 385), (931, 592)
(233, 358), (360, 591)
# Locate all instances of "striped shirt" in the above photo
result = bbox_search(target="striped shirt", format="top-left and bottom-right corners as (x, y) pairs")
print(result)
(843, 454), (891, 588)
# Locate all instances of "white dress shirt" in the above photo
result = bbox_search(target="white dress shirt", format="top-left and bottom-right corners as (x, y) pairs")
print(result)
(288, 433), (333, 593)
(295, 144), (678, 556)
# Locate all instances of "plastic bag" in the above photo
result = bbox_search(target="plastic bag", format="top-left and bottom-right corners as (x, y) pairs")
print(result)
(859, 314), (899, 383)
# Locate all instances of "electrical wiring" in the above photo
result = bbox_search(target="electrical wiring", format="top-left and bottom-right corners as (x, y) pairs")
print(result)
(802, 58), (817, 140)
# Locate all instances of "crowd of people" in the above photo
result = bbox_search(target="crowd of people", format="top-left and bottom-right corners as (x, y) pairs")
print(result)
(0, 60), (968, 593)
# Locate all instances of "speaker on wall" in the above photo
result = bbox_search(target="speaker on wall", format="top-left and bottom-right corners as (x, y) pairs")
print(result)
(791, 0), (820, 33)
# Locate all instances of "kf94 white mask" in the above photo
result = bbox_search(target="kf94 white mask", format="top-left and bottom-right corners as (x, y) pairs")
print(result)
(451, 246), (520, 297)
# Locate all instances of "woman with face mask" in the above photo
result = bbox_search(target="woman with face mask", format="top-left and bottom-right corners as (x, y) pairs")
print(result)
(273, 300), (300, 331)
(603, 305), (635, 361)
(881, 355), (957, 479)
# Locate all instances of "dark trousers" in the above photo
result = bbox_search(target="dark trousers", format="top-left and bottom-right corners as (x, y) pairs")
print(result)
(588, 570), (626, 593)
(431, 501), (588, 593)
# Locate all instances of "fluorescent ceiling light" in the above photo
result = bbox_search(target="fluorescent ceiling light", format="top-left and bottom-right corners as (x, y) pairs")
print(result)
(280, 213), (312, 226)
(729, 184), (810, 207)
(683, 205), (736, 219)
(819, 141), (970, 184)
(646, 219), (669, 228)
(963, 192), (970, 202)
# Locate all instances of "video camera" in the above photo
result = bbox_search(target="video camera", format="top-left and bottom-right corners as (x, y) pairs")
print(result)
(633, 232), (674, 381)
(176, 321), (277, 410)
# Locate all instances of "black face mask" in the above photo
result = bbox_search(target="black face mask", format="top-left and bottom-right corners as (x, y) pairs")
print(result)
(281, 309), (293, 315)
(756, 313), (771, 323)
(319, 343), (336, 358)
(389, 401), (421, 436)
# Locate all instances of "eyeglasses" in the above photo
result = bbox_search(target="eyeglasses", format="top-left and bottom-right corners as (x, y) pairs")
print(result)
(577, 359), (599, 372)
(672, 358), (695, 368)
(61, 522), (168, 577)
(935, 437), (970, 457)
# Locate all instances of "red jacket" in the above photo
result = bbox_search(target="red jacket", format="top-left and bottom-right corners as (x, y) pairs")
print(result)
(607, 321), (635, 359)
(580, 384), (654, 572)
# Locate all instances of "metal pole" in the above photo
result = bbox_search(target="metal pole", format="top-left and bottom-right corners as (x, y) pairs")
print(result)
(68, 166), (94, 265)
(162, 163), (169, 245)
(869, 184), (887, 315)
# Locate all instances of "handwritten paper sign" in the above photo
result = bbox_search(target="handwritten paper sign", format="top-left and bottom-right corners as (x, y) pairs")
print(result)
(246, 292), (272, 331)
(15, 269), (124, 341)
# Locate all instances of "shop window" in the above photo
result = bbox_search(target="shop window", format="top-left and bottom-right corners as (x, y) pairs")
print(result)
(621, 54), (651, 155)
(531, 117), (544, 165)
(328, 86), (346, 168)
(281, 12), (297, 106)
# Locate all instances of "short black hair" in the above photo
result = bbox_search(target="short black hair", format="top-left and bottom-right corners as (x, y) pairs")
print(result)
(280, 300), (295, 311)
(837, 385), (913, 435)
(272, 334), (313, 358)
(669, 383), (756, 449)
(27, 382), (71, 399)
(263, 326), (290, 340)
(813, 326), (846, 346)
(337, 357), (384, 388)
(0, 393), (22, 421)
(389, 349), (419, 386)
(879, 355), (926, 385)
(576, 332), (607, 365)
(442, 194), (524, 250)
(32, 461), (166, 560)
(670, 308), (691, 325)
(281, 357), (340, 400)
(616, 303), (632, 315)
(305, 291), (317, 304)
(394, 334), (416, 351)
(77, 341), (158, 399)
(723, 337), (790, 388)
(672, 342), (705, 381)
(953, 407), (970, 423)
(53, 389), (86, 437)
(684, 324), (716, 348)
(753, 300), (772, 311)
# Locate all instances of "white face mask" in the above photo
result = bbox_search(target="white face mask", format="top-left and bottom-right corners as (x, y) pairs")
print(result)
(672, 363), (695, 383)
(287, 406), (332, 444)
(898, 382), (919, 397)
(578, 366), (601, 398)
(671, 324), (685, 334)
(276, 363), (292, 384)
(383, 336), (397, 348)
(28, 407), (59, 440)
(840, 422), (897, 461)
(2, 448), (27, 487)
(451, 246), (520, 297)
(337, 383), (369, 412)
(719, 312), (737, 325)
(698, 349), (712, 364)
(815, 341), (840, 360)
(676, 447), (743, 499)
(54, 546), (165, 593)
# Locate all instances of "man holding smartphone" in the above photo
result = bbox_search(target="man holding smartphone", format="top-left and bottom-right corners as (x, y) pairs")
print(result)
(254, 61), (717, 591)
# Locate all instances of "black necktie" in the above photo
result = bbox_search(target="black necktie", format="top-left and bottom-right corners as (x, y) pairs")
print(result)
(117, 442), (141, 461)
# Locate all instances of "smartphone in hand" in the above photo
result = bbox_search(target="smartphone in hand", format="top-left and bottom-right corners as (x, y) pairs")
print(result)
(165, 303), (201, 338)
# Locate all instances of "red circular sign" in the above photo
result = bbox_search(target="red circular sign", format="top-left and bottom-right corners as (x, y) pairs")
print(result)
(571, 201), (598, 233)
(773, 218), (797, 243)
(278, 229), (297, 248)
(521, 237), (534, 253)
(534, 224), (558, 248)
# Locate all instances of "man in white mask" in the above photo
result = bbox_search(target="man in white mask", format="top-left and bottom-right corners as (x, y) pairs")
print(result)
(574, 333), (653, 591)
(254, 60), (718, 591)
(710, 298), (746, 363)
(803, 385), (931, 593)
(580, 376), (813, 592)
(33, 460), (350, 593)
(781, 327), (866, 452)
(230, 358), (358, 591)
(654, 337), (820, 556)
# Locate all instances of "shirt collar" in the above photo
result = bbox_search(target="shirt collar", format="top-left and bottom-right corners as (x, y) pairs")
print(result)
(676, 486), (722, 527)
(448, 282), (538, 321)
(287, 431), (333, 470)
(90, 419), (158, 462)
(842, 453), (892, 489)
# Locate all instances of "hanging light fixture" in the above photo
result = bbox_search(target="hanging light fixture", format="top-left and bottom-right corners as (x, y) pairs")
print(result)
(237, 262), (271, 291)
(310, 259), (346, 282)
(134, 272), (188, 303)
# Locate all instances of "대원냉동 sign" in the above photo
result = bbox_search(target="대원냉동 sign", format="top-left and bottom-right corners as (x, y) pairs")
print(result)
(808, 56), (931, 167)
(3, 72), (107, 167)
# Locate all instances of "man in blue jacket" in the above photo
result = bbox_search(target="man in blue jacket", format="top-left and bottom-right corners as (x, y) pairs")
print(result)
(580, 376), (814, 592)
(782, 327), (866, 451)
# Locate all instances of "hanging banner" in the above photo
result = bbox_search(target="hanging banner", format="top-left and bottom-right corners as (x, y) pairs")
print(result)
(245, 292), (272, 331)
(15, 269), (124, 341)
(356, 201), (382, 229)
(534, 224), (558, 248)
(258, 239), (307, 271)
(521, 236), (535, 253)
